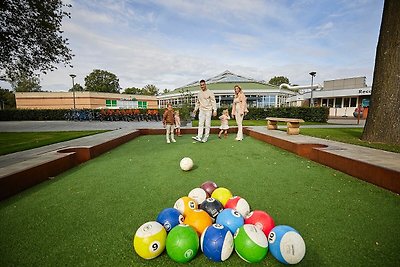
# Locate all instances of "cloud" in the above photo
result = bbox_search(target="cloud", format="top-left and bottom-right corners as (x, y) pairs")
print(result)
(17, 0), (383, 92)
(223, 33), (262, 51)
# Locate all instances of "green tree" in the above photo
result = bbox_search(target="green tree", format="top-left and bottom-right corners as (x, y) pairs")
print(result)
(268, 76), (290, 86)
(163, 88), (170, 94)
(0, 88), (16, 109)
(142, 84), (159, 96)
(84, 69), (120, 93)
(123, 87), (142, 94)
(0, 0), (73, 81)
(178, 89), (194, 122)
(362, 0), (400, 145)
(11, 73), (42, 92)
(68, 83), (84, 92)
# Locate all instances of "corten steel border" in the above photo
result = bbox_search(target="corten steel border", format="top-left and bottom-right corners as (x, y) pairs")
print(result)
(0, 130), (140, 200)
(0, 151), (77, 201)
(245, 128), (400, 194)
(1, 127), (399, 201)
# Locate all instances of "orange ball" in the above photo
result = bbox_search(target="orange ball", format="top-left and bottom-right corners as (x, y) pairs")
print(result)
(173, 196), (197, 216)
(184, 209), (212, 236)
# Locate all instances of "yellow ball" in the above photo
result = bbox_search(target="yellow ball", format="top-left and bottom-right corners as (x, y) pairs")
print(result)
(133, 221), (167, 259)
(211, 187), (233, 207)
(173, 196), (197, 216)
(184, 209), (212, 236)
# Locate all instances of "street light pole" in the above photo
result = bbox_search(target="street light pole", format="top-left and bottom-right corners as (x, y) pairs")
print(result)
(69, 74), (76, 109)
(309, 71), (316, 107)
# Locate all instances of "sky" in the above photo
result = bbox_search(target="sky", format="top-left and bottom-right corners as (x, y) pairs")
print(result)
(3, 0), (385, 92)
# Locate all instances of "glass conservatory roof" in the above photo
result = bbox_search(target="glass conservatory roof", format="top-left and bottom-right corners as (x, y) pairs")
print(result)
(182, 70), (264, 88)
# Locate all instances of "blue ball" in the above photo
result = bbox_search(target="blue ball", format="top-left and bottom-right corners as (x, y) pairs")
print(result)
(200, 224), (234, 262)
(216, 208), (244, 234)
(268, 225), (306, 264)
(156, 208), (184, 232)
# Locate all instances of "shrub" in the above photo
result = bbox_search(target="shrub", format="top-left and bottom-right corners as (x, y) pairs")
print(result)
(0, 107), (328, 122)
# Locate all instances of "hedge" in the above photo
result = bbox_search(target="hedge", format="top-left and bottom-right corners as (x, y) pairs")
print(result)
(0, 107), (329, 122)
(216, 107), (329, 123)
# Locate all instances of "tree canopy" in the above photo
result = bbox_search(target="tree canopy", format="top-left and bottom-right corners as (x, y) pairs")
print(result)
(268, 76), (290, 86)
(0, 88), (16, 109)
(11, 73), (42, 92)
(68, 83), (84, 92)
(0, 0), (73, 80)
(142, 84), (159, 96)
(122, 87), (142, 94)
(84, 69), (120, 93)
(122, 85), (160, 95)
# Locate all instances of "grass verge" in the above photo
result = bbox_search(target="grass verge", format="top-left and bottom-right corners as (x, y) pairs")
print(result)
(299, 128), (400, 153)
(0, 131), (108, 155)
(192, 120), (399, 153)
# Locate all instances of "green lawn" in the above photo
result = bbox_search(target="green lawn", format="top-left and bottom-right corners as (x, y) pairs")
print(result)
(299, 128), (400, 153)
(192, 120), (399, 153)
(1, 135), (399, 266)
(0, 131), (108, 155)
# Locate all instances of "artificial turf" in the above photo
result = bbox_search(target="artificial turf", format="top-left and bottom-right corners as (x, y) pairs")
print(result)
(0, 134), (399, 266)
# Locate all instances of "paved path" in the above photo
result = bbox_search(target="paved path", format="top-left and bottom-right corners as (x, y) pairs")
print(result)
(0, 120), (168, 132)
(0, 119), (363, 132)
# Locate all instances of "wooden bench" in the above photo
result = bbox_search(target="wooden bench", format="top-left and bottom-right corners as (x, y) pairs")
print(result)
(266, 117), (305, 135)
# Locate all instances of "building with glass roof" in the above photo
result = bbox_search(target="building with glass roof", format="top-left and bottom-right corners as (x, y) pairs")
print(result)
(157, 70), (297, 109)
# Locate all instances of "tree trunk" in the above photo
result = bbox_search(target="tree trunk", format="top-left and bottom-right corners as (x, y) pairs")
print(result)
(362, 0), (400, 145)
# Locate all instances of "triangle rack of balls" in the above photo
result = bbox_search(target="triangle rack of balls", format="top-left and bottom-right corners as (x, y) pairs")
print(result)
(133, 180), (306, 264)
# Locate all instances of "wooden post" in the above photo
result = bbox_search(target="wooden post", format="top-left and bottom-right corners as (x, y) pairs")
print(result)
(267, 120), (278, 130)
(287, 122), (301, 135)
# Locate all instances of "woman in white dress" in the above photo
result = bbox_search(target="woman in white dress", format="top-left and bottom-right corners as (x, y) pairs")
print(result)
(231, 85), (248, 141)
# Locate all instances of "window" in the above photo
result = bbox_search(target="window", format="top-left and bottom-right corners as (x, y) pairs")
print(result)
(262, 95), (276, 108)
(335, 98), (342, 108)
(343, 98), (350, 107)
(138, 101), (147, 109)
(327, 99), (333, 107)
(322, 98), (334, 107)
(350, 98), (357, 107)
(106, 99), (117, 107)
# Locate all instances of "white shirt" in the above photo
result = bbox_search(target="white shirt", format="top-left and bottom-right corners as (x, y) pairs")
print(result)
(194, 89), (217, 112)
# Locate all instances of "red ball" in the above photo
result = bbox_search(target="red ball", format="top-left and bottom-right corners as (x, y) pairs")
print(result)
(200, 181), (218, 197)
(245, 210), (275, 236)
(225, 196), (250, 218)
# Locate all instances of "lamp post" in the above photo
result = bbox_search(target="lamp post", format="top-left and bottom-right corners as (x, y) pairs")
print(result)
(69, 74), (76, 109)
(309, 71), (316, 107)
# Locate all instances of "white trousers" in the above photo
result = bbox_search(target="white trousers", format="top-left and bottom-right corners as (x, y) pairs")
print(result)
(197, 110), (212, 140)
(166, 124), (175, 141)
(235, 111), (244, 140)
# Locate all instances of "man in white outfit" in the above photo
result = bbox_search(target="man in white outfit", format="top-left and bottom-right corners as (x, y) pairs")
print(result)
(192, 80), (217, 143)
